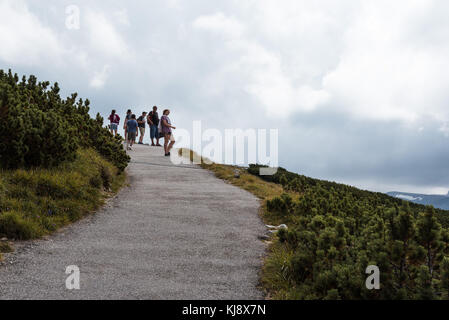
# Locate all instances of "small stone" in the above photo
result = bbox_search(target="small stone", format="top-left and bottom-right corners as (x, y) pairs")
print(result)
(0, 237), (7, 241)
(265, 224), (288, 230)
(258, 235), (271, 241)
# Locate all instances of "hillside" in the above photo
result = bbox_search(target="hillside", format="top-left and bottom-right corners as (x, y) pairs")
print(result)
(249, 165), (449, 299)
(180, 149), (449, 300)
(0, 70), (129, 260)
(388, 191), (449, 210)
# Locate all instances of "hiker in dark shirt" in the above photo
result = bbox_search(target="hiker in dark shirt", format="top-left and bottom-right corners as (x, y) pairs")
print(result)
(126, 114), (138, 151)
(137, 112), (147, 145)
(147, 106), (161, 147)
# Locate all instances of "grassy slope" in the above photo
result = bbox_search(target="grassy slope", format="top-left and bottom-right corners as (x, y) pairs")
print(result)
(0, 148), (126, 260)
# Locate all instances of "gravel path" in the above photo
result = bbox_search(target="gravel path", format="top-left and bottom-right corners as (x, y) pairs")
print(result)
(0, 145), (266, 300)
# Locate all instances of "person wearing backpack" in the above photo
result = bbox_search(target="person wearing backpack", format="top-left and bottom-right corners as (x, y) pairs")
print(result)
(137, 111), (147, 145)
(108, 110), (120, 136)
(161, 109), (176, 157)
(126, 114), (138, 151)
(147, 106), (161, 147)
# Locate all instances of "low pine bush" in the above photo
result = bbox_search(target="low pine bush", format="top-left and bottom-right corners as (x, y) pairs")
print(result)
(0, 69), (130, 171)
(257, 164), (449, 299)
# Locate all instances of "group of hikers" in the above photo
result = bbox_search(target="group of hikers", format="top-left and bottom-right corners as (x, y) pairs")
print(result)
(108, 106), (176, 157)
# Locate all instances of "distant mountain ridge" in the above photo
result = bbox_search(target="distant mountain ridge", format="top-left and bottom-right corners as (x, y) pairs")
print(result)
(387, 191), (449, 210)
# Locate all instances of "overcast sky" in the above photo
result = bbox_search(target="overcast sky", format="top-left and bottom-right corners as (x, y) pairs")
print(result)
(1, 0), (448, 194)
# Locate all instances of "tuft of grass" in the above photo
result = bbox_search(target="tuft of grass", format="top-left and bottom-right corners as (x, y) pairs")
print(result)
(0, 148), (126, 241)
(261, 241), (296, 299)
(0, 211), (41, 240)
(0, 241), (13, 253)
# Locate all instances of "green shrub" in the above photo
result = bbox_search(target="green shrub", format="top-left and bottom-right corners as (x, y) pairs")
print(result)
(252, 162), (449, 299)
(0, 69), (130, 171)
(0, 211), (41, 240)
(267, 197), (286, 212)
(100, 164), (112, 190)
(267, 193), (294, 214)
(35, 174), (71, 198)
(89, 174), (103, 189)
(0, 105), (78, 169)
(6, 184), (35, 199)
(0, 241), (13, 253)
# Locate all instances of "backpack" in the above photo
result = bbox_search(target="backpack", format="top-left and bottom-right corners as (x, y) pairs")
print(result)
(158, 118), (162, 133)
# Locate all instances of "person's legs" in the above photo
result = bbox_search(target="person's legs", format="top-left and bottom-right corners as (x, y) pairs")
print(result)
(150, 125), (156, 146)
(111, 123), (118, 136)
(126, 133), (130, 150)
(167, 134), (175, 154)
(155, 126), (162, 146)
(130, 132), (136, 147)
(139, 127), (145, 144)
(164, 134), (170, 155)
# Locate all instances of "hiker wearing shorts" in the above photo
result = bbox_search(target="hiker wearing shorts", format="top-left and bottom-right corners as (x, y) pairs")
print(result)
(147, 106), (161, 147)
(137, 112), (147, 145)
(161, 109), (176, 157)
(126, 114), (138, 151)
(123, 109), (132, 142)
(108, 110), (120, 136)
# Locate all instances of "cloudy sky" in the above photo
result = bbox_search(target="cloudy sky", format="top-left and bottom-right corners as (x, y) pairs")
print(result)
(1, 0), (448, 194)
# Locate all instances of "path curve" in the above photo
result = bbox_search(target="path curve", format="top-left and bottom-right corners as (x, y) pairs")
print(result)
(0, 145), (266, 300)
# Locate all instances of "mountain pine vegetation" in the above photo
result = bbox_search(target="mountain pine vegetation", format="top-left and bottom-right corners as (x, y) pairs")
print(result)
(0, 70), (129, 256)
(180, 149), (449, 300)
(248, 165), (449, 300)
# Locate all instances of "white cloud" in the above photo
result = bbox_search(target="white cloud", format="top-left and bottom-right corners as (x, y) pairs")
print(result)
(0, 1), (132, 81)
(113, 9), (130, 26)
(395, 194), (423, 201)
(90, 65), (111, 88)
(193, 12), (245, 38)
(193, 1), (449, 127)
(322, 0), (449, 123)
(193, 12), (330, 116)
(440, 122), (449, 137)
(241, 43), (330, 115)
(85, 10), (130, 59)
(0, 0), (64, 65)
